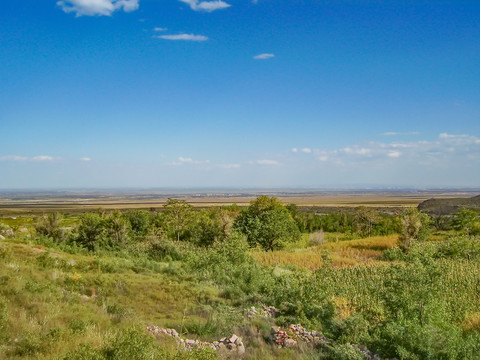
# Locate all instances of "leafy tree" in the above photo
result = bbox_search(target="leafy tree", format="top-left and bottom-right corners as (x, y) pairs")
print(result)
(123, 210), (150, 237)
(76, 213), (104, 250)
(104, 211), (131, 245)
(452, 208), (480, 236)
(163, 198), (193, 241)
(35, 212), (66, 242)
(234, 196), (300, 251)
(193, 208), (235, 246)
(399, 208), (431, 252)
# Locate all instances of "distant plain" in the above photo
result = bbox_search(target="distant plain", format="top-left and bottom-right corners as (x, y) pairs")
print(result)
(1, 189), (478, 215)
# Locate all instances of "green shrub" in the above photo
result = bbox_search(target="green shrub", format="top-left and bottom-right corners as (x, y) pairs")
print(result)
(123, 210), (150, 237)
(234, 196), (300, 251)
(63, 344), (104, 360)
(328, 343), (365, 360)
(35, 212), (67, 243)
(101, 327), (156, 360)
(148, 237), (183, 261)
(436, 236), (480, 259)
(77, 213), (105, 250)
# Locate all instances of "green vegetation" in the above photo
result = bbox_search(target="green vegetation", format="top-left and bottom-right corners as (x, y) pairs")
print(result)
(1, 196), (480, 359)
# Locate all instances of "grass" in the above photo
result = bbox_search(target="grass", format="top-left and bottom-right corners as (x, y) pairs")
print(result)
(0, 240), (223, 359)
(2, 215), (480, 359)
(253, 234), (399, 270)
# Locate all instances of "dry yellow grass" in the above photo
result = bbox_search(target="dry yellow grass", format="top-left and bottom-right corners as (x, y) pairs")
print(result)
(320, 235), (399, 251)
(462, 312), (480, 332)
(252, 250), (325, 271)
(253, 235), (399, 270)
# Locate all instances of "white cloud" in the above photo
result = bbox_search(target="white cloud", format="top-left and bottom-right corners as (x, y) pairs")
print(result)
(218, 164), (240, 169)
(387, 151), (402, 158)
(80, 157), (91, 161)
(0, 155), (28, 161)
(178, 0), (231, 12)
(169, 157), (210, 166)
(291, 148), (298, 153)
(179, 156), (194, 163)
(301, 148), (311, 154)
(57, 0), (139, 17)
(342, 147), (371, 156)
(382, 131), (420, 136)
(256, 159), (280, 165)
(290, 132), (480, 166)
(156, 33), (208, 41)
(0, 155), (59, 162)
(154, 27), (167, 32)
(32, 155), (55, 161)
(253, 53), (275, 60)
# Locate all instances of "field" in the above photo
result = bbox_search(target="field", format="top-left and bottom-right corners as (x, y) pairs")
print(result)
(1, 189), (476, 215)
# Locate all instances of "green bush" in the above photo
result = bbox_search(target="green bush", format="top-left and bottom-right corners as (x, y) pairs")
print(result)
(234, 196), (300, 251)
(123, 210), (150, 237)
(77, 213), (105, 250)
(436, 236), (480, 260)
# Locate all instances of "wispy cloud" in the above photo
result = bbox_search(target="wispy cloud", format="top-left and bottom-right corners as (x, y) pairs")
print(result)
(0, 155), (28, 161)
(57, 0), (139, 17)
(156, 33), (208, 41)
(32, 155), (56, 161)
(217, 163), (241, 169)
(253, 53), (275, 60)
(256, 159), (280, 165)
(154, 27), (168, 32)
(387, 151), (402, 158)
(80, 157), (92, 162)
(382, 131), (420, 136)
(0, 155), (58, 162)
(169, 157), (210, 166)
(178, 0), (231, 12)
(291, 133), (480, 165)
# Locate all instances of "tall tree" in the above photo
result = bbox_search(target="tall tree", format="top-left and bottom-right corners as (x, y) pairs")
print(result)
(163, 198), (193, 241)
(234, 196), (300, 251)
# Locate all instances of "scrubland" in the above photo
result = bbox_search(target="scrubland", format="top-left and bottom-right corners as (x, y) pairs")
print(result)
(0, 197), (480, 359)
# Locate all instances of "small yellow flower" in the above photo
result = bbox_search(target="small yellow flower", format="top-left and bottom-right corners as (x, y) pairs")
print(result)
(69, 272), (82, 282)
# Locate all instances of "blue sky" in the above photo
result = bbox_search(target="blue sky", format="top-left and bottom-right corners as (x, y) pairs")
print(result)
(0, 0), (479, 188)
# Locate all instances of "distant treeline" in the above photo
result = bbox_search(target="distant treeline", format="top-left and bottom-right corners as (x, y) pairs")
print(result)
(24, 196), (480, 254)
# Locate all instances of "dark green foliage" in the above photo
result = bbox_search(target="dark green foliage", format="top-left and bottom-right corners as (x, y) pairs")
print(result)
(437, 236), (480, 259)
(290, 208), (400, 237)
(148, 237), (183, 261)
(103, 211), (131, 246)
(76, 213), (104, 250)
(452, 208), (480, 235)
(123, 210), (150, 237)
(192, 208), (234, 246)
(234, 196), (300, 250)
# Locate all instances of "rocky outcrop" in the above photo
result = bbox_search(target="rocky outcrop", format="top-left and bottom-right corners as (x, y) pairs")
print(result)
(247, 305), (280, 319)
(146, 326), (245, 354)
(269, 324), (382, 360)
(148, 306), (382, 360)
(269, 324), (331, 348)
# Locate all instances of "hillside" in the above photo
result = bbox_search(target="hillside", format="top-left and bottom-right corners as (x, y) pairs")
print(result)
(418, 195), (480, 215)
